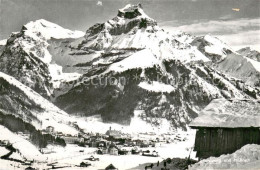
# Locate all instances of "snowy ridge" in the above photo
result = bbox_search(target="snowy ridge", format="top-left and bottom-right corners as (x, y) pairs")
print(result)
(245, 57), (260, 72)
(191, 34), (233, 62)
(24, 19), (84, 40)
(203, 35), (232, 57)
(215, 53), (260, 86)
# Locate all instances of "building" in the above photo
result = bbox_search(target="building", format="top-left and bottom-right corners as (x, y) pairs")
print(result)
(106, 127), (122, 139)
(62, 136), (84, 144)
(189, 98), (260, 159)
(97, 140), (108, 147)
(108, 146), (118, 155)
(46, 126), (54, 133)
(118, 147), (131, 155)
(105, 164), (118, 170)
(0, 140), (9, 146)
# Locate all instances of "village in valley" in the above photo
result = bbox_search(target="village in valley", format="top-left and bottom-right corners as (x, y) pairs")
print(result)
(0, 122), (194, 170)
(1, 99), (260, 170)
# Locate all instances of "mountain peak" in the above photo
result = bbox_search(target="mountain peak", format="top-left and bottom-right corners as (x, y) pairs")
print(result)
(85, 4), (157, 39)
(22, 19), (84, 40)
(117, 4), (146, 19)
(237, 47), (260, 62)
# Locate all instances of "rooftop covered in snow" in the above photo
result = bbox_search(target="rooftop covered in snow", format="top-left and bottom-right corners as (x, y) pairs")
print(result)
(189, 98), (260, 128)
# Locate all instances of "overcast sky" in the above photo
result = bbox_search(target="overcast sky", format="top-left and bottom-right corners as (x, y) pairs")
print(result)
(0, 0), (259, 50)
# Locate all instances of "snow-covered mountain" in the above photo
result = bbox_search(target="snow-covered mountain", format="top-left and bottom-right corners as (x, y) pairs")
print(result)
(0, 4), (259, 130)
(52, 4), (259, 129)
(0, 19), (84, 98)
(191, 35), (233, 62)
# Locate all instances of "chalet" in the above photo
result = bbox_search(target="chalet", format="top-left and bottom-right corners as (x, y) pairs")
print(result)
(108, 145), (118, 155)
(189, 98), (260, 160)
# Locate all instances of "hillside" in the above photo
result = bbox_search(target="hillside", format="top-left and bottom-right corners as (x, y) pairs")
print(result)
(0, 71), (78, 136)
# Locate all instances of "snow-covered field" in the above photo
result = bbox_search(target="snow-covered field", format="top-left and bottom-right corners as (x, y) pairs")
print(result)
(0, 125), (44, 161)
(33, 139), (195, 170)
(75, 110), (177, 135)
(190, 144), (260, 170)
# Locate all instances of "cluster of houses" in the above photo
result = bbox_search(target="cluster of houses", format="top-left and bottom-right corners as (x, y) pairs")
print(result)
(41, 126), (161, 157)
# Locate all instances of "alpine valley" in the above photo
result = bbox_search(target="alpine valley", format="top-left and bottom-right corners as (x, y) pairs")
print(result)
(0, 4), (259, 170)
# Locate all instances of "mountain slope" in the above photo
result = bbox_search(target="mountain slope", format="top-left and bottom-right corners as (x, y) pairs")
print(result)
(0, 39), (6, 56)
(54, 4), (259, 129)
(214, 53), (260, 87)
(0, 71), (78, 135)
(192, 36), (260, 87)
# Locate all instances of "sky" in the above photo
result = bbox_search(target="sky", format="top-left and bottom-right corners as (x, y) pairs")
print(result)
(0, 0), (259, 51)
